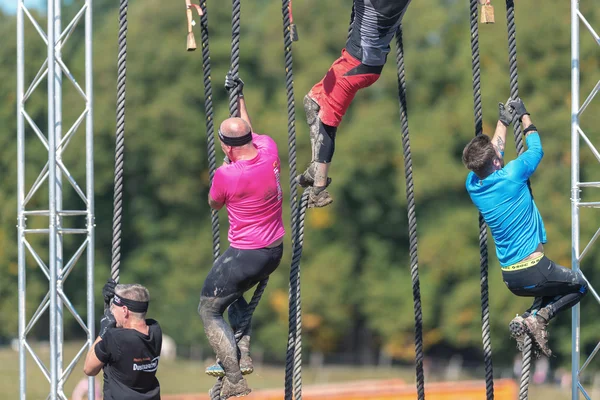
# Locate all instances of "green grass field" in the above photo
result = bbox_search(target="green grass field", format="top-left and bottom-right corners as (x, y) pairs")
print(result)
(0, 342), (572, 399)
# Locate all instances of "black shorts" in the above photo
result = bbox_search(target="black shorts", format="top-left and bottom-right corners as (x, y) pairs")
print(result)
(502, 256), (586, 298)
(201, 244), (283, 299)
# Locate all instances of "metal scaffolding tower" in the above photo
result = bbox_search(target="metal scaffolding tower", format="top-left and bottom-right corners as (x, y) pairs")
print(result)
(571, 1), (600, 399)
(17, 0), (95, 398)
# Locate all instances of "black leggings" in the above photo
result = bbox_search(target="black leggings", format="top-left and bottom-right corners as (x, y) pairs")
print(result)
(198, 244), (283, 381)
(502, 256), (587, 320)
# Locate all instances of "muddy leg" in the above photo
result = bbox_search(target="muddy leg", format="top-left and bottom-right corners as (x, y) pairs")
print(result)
(199, 294), (244, 383)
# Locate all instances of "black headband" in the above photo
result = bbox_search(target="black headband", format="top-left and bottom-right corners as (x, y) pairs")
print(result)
(218, 129), (252, 147)
(113, 294), (149, 313)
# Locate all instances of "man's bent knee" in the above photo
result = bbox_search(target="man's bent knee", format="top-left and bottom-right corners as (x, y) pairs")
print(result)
(198, 296), (221, 322)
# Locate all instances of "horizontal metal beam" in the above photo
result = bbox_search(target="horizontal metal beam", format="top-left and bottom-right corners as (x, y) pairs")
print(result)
(24, 210), (87, 216)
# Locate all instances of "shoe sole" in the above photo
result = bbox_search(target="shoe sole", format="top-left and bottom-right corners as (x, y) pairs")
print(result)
(205, 367), (253, 378)
(509, 319), (527, 352)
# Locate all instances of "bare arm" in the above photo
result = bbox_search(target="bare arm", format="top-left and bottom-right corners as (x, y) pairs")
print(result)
(521, 114), (533, 134)
(83, 336), (105, 376)
(238, 95), (253, 132)
(491, 120), (507, 159)
(208, 193), (224, 210)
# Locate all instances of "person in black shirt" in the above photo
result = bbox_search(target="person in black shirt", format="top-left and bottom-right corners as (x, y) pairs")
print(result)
(84, 282), (163, 400)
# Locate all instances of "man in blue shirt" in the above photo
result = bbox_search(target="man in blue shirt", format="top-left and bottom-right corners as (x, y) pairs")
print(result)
(462, 97), (587, 357)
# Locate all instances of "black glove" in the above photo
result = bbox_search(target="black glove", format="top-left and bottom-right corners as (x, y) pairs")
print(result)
(498, 99), (512, 127)
(224, 72), (244, 94)
(507, 97), (529, 120)
(102, 279), (117, 307)
(98, 308), (116, 339)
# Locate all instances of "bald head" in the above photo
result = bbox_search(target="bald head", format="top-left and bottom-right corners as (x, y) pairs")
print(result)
(220, 117), (251, 138)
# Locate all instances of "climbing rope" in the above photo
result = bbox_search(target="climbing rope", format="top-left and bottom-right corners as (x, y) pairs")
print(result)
(280, 0), (305, 398)
(228, 0), (241, 117)
(198, 0), (220, 261)
(284, 191), (309, 400)
(504, 0), (533, 198)
(110, 0), (128, 283)
(518, 298), (541, 400)
(193, 1), (270, 397)
(469, 1), (494, 398)
(518, 335), (534, 400)
(395, 26), (425, 400)
(504, 0), (524, 155)
(502, 4), (537, 398)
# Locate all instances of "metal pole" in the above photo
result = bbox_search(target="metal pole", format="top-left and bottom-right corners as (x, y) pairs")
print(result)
(85, 0), (95, 396)
(571, 0), (580, 398)
(17, 0), (26, 397)
(53, 0), (64, 395)
(47, 0), (58, 396)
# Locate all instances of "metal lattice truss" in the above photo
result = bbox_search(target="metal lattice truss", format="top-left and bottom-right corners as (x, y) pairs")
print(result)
(571, 1), (600, 399)
(17, 0), (94, 399)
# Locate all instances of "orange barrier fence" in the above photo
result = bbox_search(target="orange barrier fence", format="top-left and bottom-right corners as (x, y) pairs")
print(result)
(163, 378), (518, 400)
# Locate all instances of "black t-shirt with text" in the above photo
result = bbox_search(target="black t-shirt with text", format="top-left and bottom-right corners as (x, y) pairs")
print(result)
(95, 319), (162, 400)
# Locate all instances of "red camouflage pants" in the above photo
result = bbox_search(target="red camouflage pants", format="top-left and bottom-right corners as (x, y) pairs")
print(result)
(308, 49), (382, 127)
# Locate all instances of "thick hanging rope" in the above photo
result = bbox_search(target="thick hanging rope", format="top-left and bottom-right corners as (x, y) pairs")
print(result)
(504, 2), (536, 398)
(395, 26), (425, 400)
(281, 0), (304, 398)
(504, 0), (524, 156)
(199, 0), (220, 261)
(284, 191), (309, 400)
(518, 335), (534, 400)
(110, 0), (128, 283)
(228, 0), (241, 118)
(198, 2), (269, 398)
(518, 298), (542, 400)
(469, 1), (494, 398)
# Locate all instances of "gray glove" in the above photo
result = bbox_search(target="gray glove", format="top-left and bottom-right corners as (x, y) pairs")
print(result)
(98, 308), (116, 338)
(224, 72), (244, 94)
(498, 98), (512, 126)
(102, 279), (117, 307)
(507, 97), (529, 120)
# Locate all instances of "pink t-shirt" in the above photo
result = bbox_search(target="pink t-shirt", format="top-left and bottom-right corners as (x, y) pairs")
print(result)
(209, 133), (285, 249)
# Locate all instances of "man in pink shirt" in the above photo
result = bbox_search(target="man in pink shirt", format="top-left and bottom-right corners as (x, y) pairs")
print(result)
(199, 73), (285, 400)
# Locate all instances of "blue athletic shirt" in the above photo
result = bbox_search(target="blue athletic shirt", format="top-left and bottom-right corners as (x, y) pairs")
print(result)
(465, 132), (546, 266)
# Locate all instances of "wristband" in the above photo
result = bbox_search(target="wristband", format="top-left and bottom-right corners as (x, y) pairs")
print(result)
(523, 124), (537, 135)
